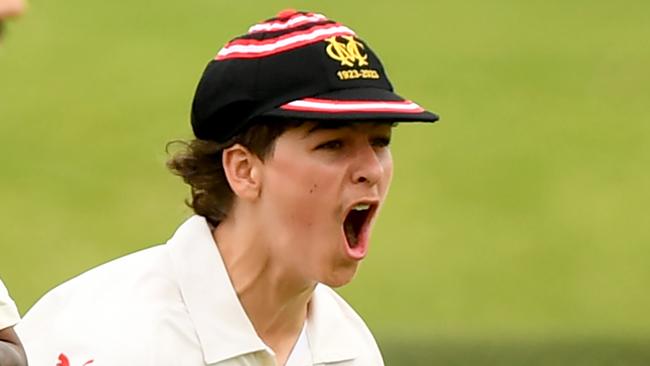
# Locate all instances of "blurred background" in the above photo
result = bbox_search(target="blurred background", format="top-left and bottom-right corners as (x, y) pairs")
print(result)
(1, 0), (649, 364)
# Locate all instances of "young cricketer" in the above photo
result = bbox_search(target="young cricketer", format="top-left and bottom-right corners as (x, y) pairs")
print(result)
(17, 10), (439, 365)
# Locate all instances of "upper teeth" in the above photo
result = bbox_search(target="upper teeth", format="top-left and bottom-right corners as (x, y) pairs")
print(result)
(353, 204), (370, 211)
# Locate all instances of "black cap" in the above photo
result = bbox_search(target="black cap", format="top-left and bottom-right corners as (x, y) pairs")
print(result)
(191, 10), (439, 142)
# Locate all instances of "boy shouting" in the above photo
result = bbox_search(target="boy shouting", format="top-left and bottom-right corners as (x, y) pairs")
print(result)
(18, 10), (439, 365)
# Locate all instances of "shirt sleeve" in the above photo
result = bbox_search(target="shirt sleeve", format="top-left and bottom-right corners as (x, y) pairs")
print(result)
(0, 278), (21, 330)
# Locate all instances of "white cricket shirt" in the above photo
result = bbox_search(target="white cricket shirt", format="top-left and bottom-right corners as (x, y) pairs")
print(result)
(0, 278), (20, 330)
(17, 216), (384, 365)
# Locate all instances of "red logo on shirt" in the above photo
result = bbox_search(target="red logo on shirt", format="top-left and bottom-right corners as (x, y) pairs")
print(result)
(57, 354), (94, 366)
(56, 354), (70, 366)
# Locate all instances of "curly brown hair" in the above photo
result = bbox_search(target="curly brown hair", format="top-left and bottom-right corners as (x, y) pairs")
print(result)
(167, 119), (302, 226)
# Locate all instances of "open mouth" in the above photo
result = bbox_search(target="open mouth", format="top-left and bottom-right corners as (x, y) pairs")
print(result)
(343, 202), (376, 251)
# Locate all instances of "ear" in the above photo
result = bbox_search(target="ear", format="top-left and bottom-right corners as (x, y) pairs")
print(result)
(222, 144), (262, 201)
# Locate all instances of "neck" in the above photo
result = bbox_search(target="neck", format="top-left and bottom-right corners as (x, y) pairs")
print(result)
(213, 215), (315, 341)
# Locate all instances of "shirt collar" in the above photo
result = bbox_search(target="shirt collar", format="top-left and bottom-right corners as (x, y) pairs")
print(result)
(307, 285), (361, 363)
(167, 216), (267, 363)
(167, 216), (361, 364)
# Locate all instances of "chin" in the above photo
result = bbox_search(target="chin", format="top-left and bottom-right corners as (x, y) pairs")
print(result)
(320, 262), (360, 288)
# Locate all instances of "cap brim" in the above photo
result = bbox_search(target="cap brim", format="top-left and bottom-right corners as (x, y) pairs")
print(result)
(261, 88), (439, 123)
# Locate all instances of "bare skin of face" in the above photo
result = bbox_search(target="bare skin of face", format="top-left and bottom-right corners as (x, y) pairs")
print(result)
(214, 122), (394, 364)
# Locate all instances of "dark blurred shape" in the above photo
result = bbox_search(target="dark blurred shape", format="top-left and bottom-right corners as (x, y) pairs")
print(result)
(381, 337), (650, 366)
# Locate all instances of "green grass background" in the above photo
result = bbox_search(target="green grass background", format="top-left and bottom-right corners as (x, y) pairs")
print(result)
(1, 0), (649, 364)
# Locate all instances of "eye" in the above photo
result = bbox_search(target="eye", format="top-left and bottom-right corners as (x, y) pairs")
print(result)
(315, 139), (343, 150)
(371, 136), (391, 148)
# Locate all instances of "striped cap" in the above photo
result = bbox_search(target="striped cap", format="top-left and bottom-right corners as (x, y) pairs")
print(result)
(191, 10), (439, 142)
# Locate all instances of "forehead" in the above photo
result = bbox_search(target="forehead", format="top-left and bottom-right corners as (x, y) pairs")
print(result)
(264, 120), (395, 159)
(297, 121), (395, 137)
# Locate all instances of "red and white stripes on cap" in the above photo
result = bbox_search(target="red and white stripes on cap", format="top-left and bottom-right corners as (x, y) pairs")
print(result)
(192, 9), (440, 142)
(280, 98), (426, 114)
(216, 23), (355, 61)
(248, 12), (328, 34)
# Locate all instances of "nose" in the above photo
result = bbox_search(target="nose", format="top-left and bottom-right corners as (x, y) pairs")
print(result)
(351, 143), (385, 186)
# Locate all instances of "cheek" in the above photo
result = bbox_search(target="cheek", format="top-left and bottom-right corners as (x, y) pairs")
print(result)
(380, 152), (394, 195)
(269, 158), (323, 196)
(264, 157), (342, 226)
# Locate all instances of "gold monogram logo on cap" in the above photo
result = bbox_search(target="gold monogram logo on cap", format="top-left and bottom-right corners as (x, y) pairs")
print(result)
(325, 36), (369, 67)
(324, 36), (379, 81)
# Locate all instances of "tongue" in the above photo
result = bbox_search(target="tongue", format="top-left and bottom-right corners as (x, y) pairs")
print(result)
(344, 220), (358, 247)
(345, 209), (369, 248)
